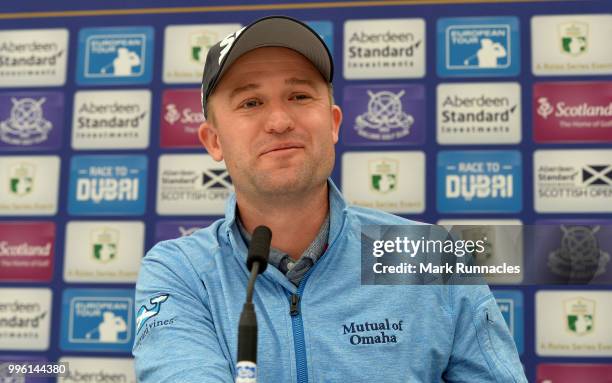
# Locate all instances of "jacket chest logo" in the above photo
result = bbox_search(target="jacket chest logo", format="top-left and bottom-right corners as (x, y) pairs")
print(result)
(342, 318), (404, 345)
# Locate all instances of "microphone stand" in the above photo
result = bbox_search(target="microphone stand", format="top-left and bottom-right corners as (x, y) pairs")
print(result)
(235, 226), (271, 383)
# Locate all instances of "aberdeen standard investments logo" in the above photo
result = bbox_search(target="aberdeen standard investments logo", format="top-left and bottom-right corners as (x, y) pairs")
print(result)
(0, 92), (63, 150)
(68, 155), (147, 216)
(534, 82), (612, 143)
(0, 288), (52, 351)
(437, 151), (522, 213)
(437, 17), (519, 77)
(77, 26), (153, 85)
(437, 83), (521, 144)
(343, 84), (424, 146)
(72, 90), (151, 150)
(344, 18), (425, 79)
(0, 29), (68, 87)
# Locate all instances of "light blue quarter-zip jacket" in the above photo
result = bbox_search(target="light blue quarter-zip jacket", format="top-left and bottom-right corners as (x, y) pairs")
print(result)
(133, 181), (527, 383)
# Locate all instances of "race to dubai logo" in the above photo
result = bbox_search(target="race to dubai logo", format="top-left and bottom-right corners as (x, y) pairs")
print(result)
(160, 89), (204, 148)
(8, 163), (35, 196)
(437, 17), (519, 77)
(76, 27), (153, 85)
(0, 98), (51, 145)
(369, 159), (398, 194)
(548, 225), (610, 280)
(437, 151), (522, 213)
(437, 83), (521, 144)
(344, 18), (425, 79)
(72, 90), (151, 149)
(564, 297), (595, 336)
(0, 29), (68, 87)
(91, 228), (118, 263)
(163, 24), (241, 84)
(559, 22), (588, 56)
(68, 155), (147, 216)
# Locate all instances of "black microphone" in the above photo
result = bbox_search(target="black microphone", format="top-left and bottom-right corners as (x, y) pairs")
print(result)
(236, 225), (271, 383)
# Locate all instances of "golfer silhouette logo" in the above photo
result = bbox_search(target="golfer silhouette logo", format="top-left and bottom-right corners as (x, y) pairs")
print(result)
(100, 47), (141, 76)
(85, 311), (128, 343)
(465, 38), (507, 68)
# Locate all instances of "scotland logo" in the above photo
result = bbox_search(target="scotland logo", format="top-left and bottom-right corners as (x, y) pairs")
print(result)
(537, 97), (554, 119)
(548, 225), (610, 281)
(136, 294), (169, 333)
(0, 97), (51, 146)
(355, 90), (414, 141)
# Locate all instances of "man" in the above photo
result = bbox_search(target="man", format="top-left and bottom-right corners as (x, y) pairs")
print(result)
(133, 16), (526, 382)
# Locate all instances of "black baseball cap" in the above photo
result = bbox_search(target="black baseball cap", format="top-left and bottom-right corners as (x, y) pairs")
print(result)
(200, 16), (334, 118)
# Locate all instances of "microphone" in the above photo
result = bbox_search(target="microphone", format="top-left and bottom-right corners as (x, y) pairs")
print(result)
(236, 225), (271, 383)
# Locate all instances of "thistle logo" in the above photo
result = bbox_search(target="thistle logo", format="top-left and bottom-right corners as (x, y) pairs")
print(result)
(369, 159), (398, 194)
(203, 168), (232, 189)
(355, 90), (413, 141)
(537, 97), (554, 119)
(564, 297), (595, 336)
(9, 163), (35, 196)
(0, 98), (52, 146)
(190, 31), (217, 63)
(559, 22), (588, 56)
(91, 228), (118, 263)
(548, 225), (610, 280)
(136, 294), (169, 333)
(582, 165), (612, 186)
(164, 104), (181, 124)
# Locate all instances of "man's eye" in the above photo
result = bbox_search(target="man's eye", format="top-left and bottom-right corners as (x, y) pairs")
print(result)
(241, 99), (261, 109)
(291, 94), (311, 101)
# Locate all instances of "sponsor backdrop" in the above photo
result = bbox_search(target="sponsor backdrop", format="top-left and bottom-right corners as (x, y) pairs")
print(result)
(0, 0), (610, 381)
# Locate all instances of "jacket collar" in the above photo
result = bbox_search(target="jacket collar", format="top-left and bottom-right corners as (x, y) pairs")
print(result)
(222, 178), (347, 253)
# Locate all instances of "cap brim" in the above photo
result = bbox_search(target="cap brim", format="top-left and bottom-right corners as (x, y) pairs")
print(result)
(212, 16), (333, 93)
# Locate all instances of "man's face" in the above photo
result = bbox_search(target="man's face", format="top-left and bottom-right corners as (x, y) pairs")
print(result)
(199, 47), (342, 200)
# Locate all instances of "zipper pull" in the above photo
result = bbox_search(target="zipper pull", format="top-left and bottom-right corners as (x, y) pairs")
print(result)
(290, 294), (300, 316)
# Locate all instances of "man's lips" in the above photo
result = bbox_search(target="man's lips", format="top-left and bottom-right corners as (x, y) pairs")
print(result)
(259, 142), (305, 156)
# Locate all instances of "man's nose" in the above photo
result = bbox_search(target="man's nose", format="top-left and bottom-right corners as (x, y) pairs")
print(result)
(264, 102), (294, 134)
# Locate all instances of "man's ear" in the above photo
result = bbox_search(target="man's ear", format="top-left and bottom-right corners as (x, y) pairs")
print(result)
(198, 120), (224, 161)
(331, 104), (343, 144)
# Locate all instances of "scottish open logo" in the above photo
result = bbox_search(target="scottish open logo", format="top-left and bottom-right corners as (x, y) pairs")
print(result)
(437, 17), (519, 77)
(77, 27), (153, 85)
(68, 155), (147, 216)
(437, 150), (522, 213)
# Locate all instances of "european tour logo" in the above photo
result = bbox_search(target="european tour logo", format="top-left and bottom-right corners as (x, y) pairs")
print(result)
(342, 318), (404, 345)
